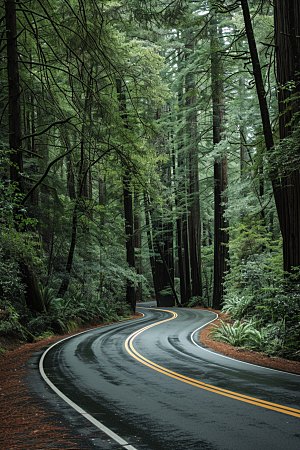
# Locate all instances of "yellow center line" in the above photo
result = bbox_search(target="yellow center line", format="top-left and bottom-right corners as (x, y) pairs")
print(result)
(125, 308), (300, 419)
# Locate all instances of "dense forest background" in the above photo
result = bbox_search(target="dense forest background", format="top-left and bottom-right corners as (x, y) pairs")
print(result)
(1, 0), (300, 361)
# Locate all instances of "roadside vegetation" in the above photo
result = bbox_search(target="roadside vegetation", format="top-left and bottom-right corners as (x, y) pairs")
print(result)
(0, 181), (133, 348)
(208, 226), (300, 361)
(1, 1), (300, 362)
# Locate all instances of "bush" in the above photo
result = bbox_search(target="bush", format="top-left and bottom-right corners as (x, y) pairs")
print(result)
(222, 295), (254, 320)
(223, 217), (300, 360)
(0, 300), (23, 338)
(209, 319), (258, 347)
(188, 296), (208, 308)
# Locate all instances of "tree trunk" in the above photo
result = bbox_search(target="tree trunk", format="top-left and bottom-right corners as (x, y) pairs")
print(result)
(185, 37), (202, 298)
(144, 193), (158, 298)
(98, 174), (106, 205)
(134, 193), (143, 302)
(182, 215), (191, 301)
(116, 78), (136, 312)
(273, 0), (300, 274)
(242, 0), (300, 275)
(5, 0), (23, 192)
(62, 131), (76, 200)
(211, 18), (229, 309)
(67, 153), (76, 200)
(240, 0), (275, 153)
(57, 200), (79, 298)
(5, 1), (44, 312)
(175, 55), (192, 304)
(20, 261), (45, 313)
(123, 169), (136, 312)
(176, 206), (186, 304)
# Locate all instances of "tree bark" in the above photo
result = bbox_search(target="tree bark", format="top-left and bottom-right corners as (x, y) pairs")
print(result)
(5, 0), (23, 192)
(144, 193), (158, 298)
(240, 0), (275, 153)
(185, 37), (202, 298)
(116, 78), (136, 312)
(57, 200), (79, 298)
(242, 0), (300, 274)
(211, 17), (229, 309)
(123, 168), (136, 312)
(5, 1), (44, 312)
(134, 193), (143, 302)
(175, 52), (192, 304)
(273, 0), (300, 274)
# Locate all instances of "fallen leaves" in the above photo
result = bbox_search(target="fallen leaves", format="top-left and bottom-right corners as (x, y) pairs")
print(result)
(0, 337), (86, 449)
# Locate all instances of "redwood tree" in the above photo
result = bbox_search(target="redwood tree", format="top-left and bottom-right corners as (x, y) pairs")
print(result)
(241, 0), (300, 275)
(211, 16), (229, 309)
(185, 36), (202, 299)
(117, 79), (136, 312)
(5, 0), (23, 192)
(273, 0), (300, 275)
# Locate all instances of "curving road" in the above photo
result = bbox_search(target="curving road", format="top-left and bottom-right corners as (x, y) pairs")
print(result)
(39, 303), (300, 450)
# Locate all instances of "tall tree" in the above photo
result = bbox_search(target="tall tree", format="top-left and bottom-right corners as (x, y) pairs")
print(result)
(117, 78), (136, 312)
(241, 0), (300, 275)
(4, 0), (45, 312)
(185, 34), (203, 299)
(211, 16), (229, 309)
(5, 0), (23, 193)
(273, 0), (300, 275)
(175, 46), (192, 304)
(134, 193), (143, 302)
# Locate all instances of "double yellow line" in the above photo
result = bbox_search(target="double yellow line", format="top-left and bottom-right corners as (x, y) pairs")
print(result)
(125, 308), (300, 419)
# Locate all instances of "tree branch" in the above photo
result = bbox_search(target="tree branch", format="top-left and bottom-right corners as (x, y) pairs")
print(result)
(21, 143), (80, 205)
(21, 116), (75, 141)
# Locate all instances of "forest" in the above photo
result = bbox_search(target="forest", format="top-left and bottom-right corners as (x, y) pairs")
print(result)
(0, 0), (300, 361)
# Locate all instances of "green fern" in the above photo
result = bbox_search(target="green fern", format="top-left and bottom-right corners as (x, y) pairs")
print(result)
(222, 296), (254, 319)
(209, 320), (257, 347)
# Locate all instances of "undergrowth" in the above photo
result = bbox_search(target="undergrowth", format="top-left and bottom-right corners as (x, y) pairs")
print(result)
(0, 288), (132, 343)
(211, 219), (300, 361)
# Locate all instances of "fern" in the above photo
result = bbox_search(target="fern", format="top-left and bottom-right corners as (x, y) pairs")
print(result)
(222, 296), (254, 319)
(209, 319), (258, 347)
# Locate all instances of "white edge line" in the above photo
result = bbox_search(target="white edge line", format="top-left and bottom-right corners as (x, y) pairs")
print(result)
(138, 306), (300, 376)
(39, 323), (141, 449)
(190, 312), (300, 377)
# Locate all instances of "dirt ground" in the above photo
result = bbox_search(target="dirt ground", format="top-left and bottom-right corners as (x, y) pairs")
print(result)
(1, 310), (300, 449)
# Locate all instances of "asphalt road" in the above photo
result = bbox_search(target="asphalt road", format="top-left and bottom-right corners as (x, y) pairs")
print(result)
(39, 303), (300, 450)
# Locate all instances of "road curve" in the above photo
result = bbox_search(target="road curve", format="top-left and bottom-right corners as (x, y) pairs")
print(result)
(40, 303), (300, 450)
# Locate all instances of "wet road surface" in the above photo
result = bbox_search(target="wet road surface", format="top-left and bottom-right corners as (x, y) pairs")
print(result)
(38, 303), (300, 449)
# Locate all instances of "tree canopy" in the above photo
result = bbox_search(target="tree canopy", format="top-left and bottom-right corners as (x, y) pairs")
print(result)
(1, 0), (300, 361)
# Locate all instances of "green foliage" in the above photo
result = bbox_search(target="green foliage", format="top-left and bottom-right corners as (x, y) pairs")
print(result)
(221, 216), (300, 360)
(0, 300), (23, 338)
(0, 255), (24, 305)
(270, 140), (299, 179)
(26, 293), (130, 336)
(1, 0), (299, 362)
(6, 290), (132, 339)
(187, 296), (208, 308)
(209, 319), (259, 347)
(222, 296), (255, 320)
(39, 285), (62, 313)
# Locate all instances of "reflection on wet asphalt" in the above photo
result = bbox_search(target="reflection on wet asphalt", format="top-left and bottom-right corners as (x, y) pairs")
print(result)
(33, 302), (300, 450)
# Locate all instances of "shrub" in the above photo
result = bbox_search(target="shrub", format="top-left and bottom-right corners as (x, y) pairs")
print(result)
(188, 296), (208, 308)
(0, 300), (23, 338)
(222, 295), (254, 320)
(209, 319), (258, 347)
